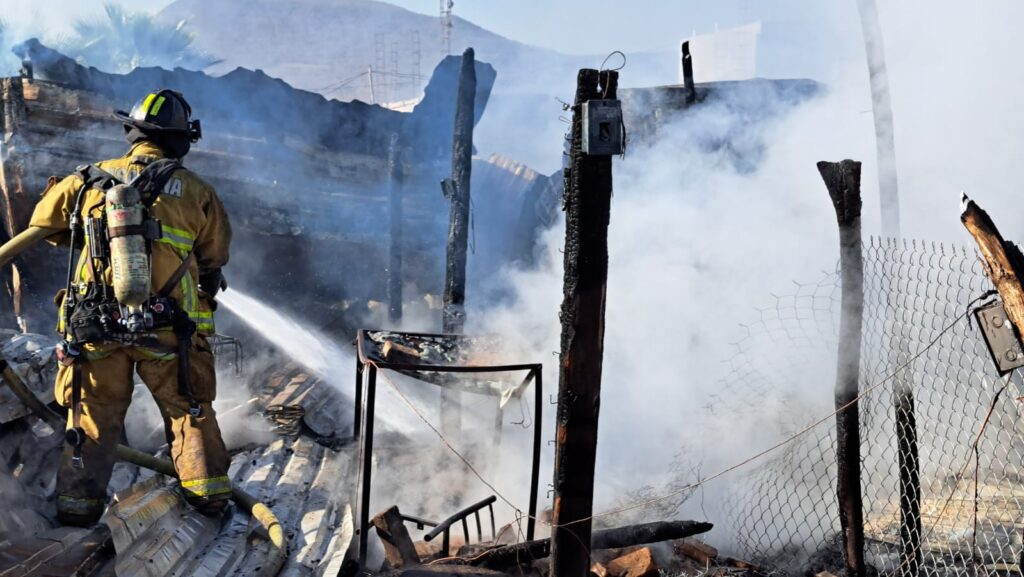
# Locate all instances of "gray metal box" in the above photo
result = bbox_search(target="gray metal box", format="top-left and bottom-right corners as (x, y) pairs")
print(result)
(974, 299), (1024, 375)
(582, 99), (624, 156)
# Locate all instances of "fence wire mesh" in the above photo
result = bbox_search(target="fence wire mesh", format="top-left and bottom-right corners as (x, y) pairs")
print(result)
(706, 237), (1024, 577)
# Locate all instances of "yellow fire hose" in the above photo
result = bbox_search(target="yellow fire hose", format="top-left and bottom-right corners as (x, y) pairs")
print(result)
(0, 355), (287, 577)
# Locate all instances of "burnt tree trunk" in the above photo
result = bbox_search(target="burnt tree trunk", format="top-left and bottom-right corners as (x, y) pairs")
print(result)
(818, 160), (866, 577)
(387, 133), (403, 324)
(550, 68), (617, 577)
(441, 48), (476, 435)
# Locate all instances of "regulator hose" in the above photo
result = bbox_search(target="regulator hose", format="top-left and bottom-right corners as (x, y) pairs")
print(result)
(0, 354), (287, 577)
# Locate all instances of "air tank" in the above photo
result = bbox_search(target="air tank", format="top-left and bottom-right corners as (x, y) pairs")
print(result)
(106, 184), (151, 330)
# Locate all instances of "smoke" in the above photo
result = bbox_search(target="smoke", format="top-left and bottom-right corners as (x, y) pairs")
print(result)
(7, 0), (1024, 562)
(461, 79), (881, 550)
(449, 0), (1024, 559)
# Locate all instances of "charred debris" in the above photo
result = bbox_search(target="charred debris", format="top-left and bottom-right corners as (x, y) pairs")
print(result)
(0, 39), (825, 577)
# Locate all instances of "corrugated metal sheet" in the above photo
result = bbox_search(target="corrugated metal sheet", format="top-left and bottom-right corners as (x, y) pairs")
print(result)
(259, 366), (351, 442)
(101, 436), (354, 576)
(0, 329), (357, 577)
(0, 331), (57, 424)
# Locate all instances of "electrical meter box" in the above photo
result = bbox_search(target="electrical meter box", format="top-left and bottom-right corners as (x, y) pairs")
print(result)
(974, 299), (1024, 375)
(582, 99), (625, 156)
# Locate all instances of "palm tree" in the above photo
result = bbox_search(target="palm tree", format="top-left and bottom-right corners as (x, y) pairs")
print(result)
(57, 4), (219, 74)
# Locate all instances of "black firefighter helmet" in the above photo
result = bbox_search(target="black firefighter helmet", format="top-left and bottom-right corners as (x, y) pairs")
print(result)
(114, 89), (202, 143)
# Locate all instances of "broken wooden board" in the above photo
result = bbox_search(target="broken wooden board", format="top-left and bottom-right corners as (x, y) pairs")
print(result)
(673, 539), (719, 566)
(961, 195), (1024, 338)
(606, 547), (659, 577)
(373, 506), (421, 569)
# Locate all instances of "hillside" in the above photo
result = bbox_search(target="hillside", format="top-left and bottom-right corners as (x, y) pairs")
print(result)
(158, 0), (673, 104)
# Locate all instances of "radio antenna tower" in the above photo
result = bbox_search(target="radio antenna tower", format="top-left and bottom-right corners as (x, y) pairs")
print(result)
(440, 0), (453, 56)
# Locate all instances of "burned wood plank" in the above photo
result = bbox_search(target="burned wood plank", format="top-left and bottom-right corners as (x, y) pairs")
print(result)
(382, 341), (421, 364)
(961, 194), (1024, 338)
(673, 539), (718, 566)
(373, 506), (422, 569)
(606, 547), (658, 577)
(441, 47), (478, 437)
(466, 520), (712, 571)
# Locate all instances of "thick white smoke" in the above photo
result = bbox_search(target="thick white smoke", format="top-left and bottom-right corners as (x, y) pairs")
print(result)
(463, 0), (1024, 544)
(472, 73), (875, 524)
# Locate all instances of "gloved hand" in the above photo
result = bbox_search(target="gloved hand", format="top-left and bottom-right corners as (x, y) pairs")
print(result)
(198, 268), (227, 298)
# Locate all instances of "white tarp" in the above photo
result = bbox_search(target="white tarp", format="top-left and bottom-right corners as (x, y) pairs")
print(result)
(681, 21), (762, 83)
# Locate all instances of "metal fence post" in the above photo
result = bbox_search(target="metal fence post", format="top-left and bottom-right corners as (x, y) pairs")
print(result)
(387, 133), (403, 324)
(818, 160), (867, 577)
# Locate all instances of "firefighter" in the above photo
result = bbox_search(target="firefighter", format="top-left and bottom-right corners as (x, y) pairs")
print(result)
(0, 89), (232, 526)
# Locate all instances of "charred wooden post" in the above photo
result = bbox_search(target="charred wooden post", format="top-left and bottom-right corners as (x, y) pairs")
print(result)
(442, 48), (476, 334)
(681, 41), (696, 104)
(961, 197), (1024, 569)
(817, 160), (866, 577)
(440, 47), (477, 436)
(962, 196), (1024, 336)
(386, 133), (404, 324)
(551, 68), (617, 577)
(894, 376), (921, 577)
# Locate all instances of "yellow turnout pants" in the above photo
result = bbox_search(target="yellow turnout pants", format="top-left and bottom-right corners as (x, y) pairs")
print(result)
(54, 336), (231, 525)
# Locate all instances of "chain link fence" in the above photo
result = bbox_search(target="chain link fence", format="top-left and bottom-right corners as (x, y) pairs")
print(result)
(705, 238), (1024, 577)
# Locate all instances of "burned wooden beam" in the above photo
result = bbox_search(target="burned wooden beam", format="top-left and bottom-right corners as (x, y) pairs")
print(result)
(441, 47), (477, 437)
(442, 47), (476, 336)
(467, 520), (712, 572)
(961, 195), (1024, 338)
(817, 159), (866, 577)
(372, 506), (422, 569)
(550, 67), (618, 577)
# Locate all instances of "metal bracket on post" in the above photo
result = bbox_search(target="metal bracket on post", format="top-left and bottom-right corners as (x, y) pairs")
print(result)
(581, 99), (624, 156)
(975, 299), (1024, 375)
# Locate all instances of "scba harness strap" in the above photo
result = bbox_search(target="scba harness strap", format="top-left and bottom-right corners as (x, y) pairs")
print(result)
(63, 158), (203, 464)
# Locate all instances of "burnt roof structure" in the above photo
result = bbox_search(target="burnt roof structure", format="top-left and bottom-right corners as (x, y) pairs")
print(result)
(0, 40), (506, 333)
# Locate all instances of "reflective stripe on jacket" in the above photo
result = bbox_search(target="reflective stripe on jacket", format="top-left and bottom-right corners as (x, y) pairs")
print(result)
(30, 141), (231, 337)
